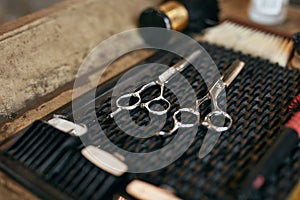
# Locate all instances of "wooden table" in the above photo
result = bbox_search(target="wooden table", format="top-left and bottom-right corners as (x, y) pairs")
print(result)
(0, 0), (299, 199)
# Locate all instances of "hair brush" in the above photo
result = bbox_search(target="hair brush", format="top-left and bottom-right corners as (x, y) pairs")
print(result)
(201, 21), (294, 67)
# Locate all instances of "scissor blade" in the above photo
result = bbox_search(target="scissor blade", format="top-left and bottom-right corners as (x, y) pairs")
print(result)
(157, 50), (202, 84)
(222, 60), (245, 87)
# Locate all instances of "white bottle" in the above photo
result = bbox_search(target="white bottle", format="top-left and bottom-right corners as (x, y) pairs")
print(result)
(249, 0), (289, 25)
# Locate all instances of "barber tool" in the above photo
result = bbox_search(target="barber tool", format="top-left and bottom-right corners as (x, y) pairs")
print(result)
(157, 60), (245, 135)
(81, 145), (182, 199)
(6, 122), (68, 165)
(80, 146), (128, 199)
(36, 117), (86, 174)
(33, 118), (86, 170)
(201, 21), (294, 67)
(81, 145), (128, 177)
(139, 0), (219, 32)
(47, 146), (123, 199)
(240, 94), (300, 196)
(109, 50), (201, 118)
(36, 135), (81, 174)
(4, 121), (46, 158)
(4, 117), (86, 175)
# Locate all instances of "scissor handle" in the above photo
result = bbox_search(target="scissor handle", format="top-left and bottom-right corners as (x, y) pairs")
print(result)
(116, 82), (158, 110)
(201, 110), (232, 132)
(141, 96), (171, 115)
(156, 108), (199, 136)
(173, 108), (200, 128)
(116, 93), (141, 110)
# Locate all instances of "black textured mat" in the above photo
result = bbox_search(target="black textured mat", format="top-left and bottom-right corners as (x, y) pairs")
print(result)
(1, 42), (300, 200)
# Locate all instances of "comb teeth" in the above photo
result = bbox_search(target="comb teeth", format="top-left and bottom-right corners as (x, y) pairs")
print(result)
(286, 112), (300, 138)
(288, 94), (300, 112)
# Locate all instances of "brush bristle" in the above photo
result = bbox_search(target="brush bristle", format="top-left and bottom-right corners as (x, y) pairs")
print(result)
(286, 112), (300, 138)
(201, 21), (293, 67)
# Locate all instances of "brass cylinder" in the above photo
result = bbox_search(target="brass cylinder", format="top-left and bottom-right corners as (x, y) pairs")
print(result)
(159, 1), (189, 31)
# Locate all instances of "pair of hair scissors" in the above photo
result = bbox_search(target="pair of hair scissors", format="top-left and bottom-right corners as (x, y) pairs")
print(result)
(109, 51), (202, 118)
(157, 60), (245, 135)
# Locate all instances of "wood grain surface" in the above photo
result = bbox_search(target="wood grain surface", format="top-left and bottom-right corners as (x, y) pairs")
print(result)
(0, 0), (160, 124)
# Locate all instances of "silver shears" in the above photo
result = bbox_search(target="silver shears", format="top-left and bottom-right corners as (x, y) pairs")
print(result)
(109, 51), (202, 118)
(157, 60), (245, 135)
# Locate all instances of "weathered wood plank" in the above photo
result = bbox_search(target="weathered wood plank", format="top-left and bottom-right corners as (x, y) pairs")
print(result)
(0, 0), (160, 121)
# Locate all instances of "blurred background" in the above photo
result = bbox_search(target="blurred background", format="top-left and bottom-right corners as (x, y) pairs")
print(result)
(0, 0), (62, 24)
(0, 0), (299, 25)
